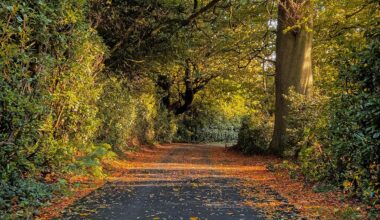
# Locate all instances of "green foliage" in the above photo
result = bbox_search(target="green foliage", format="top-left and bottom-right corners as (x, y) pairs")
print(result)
(132, 93), (157, 145)
(298, 144), (332, 182)
(0, 178), (58, 219)
(236, 114), (272, 154)
(96, 76), (176, 148)
(175, 100), (240, 143)
(312, 183), (336, 193)
(154, 107), (177, 143)
(285, 88), (332, 181)
(0, 0), (106, 216)
(73, 144), (115, 178)
(334, 207), (362, 220)
(96, 77), (137, 152)
(329, 27), (380, 205)
(274, 160), (301, 180)
(284, 26), (380, 204)
(0, 0), (378, 216)
(0, 0), (106, 168)
(284, 88), (329, 156)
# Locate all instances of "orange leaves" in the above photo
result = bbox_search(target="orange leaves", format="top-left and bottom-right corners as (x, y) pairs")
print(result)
(209, 146), (369, 219)
(38, 144), (369, 219)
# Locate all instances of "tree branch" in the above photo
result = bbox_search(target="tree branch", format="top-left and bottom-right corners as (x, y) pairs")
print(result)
(193, 0), (199, 11)
(182, 0), (222, 26)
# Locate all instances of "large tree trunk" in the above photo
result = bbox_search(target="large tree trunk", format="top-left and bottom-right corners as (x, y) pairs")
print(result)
(269, 0), (313, 155)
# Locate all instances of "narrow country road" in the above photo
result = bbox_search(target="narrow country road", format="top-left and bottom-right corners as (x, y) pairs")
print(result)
(62, 144), (299, 220)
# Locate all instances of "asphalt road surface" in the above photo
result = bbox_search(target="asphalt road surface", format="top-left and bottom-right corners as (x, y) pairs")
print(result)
(61, 144), (297, 220)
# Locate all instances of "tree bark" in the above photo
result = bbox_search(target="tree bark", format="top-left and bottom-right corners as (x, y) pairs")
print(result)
(269, 0), (313, 155)
(174, 59), (195, 115)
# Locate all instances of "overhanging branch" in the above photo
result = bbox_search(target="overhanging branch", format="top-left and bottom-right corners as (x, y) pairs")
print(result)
(181, 0), (222, 26)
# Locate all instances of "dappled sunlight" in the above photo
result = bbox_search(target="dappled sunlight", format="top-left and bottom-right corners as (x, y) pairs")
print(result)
(105, 144), (272, 185)
(206, 145), (373, 219)
(39, 143), (373, 219)
(114, 162), (267, 171)
(101, 144), (300, 218)
(2, 0), (378, 218)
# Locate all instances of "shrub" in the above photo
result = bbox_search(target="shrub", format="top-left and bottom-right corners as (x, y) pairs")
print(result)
(284, 88), (329, 157)
(96, 77), (137, 153)
(0, 0), (106, 216)
(0, 178), (58, 219)
(284, 88), (332, 181)
(154, 107), (177, 143)
(175, 101), (240, 143)
(298, 142), (333, 182)
(73, 144), (116, 178)
(284, 27), (380, 204)
(132, 93), (157, 145)
(96, 76), (164, 150)
(236, 114), (272, 154)
(329, 27), (380, 204)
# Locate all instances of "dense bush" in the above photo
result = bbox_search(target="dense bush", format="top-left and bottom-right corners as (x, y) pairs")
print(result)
(0, 0), (107, 169)
(235, 114), (272, 154)
(96, 77), (130, 151)
(284, 89), (333, 181)
(329, 28), (380, 204)
(96, 77), (143, 152)
(96, 75), (178, 149)
(0, 179), (54, 218)
(284, 89), (329, 156)
(154, 106), (177, 143)
(0, 0), (173, 216)
(131, 93), (157, 145)
(175, 102), (239, 143)
(284, 28), (380, 204)
(0, 0), (110, 216)
(71, 143), (116, 178)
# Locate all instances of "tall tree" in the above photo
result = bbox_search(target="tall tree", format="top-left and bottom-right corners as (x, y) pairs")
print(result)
(270, 0), (314, 155)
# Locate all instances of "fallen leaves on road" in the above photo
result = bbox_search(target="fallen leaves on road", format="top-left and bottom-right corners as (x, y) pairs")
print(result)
(38, 144), (370, 219)
(210, 147), (370, 219)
